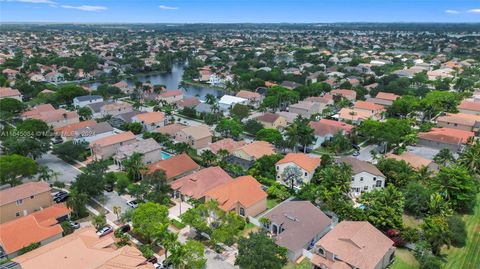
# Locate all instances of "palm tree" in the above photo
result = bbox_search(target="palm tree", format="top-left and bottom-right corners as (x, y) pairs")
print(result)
(433, 149), (455, 166)
(200, 150), (217, 167)
(113, 206), (122, 221)
(285, 123), (300, 152)
(204, 93), (216, 105)
(161, 232), (179, 260)
(122, 153), (147, 181)
(459, 140), (480, 174)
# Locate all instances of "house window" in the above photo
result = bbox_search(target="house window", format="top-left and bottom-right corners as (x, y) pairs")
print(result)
(376, 180), (383, 187)
(360, 177), (363, 181)
(276, 166), (279, 170)
(364, 186), (368, 191)
(304, 172), (308, 177)
(239, 207), (245, 217)
(16, 199), (23, 206)
(15, 212), (20, 217)
(30, 195), (34, 199)
(351, 176), (354, 182)
(318, 248), (325, 256)
(373, 177), (376, 181)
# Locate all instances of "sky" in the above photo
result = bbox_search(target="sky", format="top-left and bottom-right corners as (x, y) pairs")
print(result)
(1, 0), (480, 23)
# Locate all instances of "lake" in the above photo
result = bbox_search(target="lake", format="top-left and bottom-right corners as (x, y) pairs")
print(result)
(86, 63), (224, 100)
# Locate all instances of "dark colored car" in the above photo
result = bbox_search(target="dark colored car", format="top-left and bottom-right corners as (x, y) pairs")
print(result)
(105, 185), (114, 192)
(54, 193), (69, 203)
(119, 224), (131, 233)
(147, 256), (158, 264)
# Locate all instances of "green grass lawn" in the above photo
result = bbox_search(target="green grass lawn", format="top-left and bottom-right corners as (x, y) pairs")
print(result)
(441, 194), (480, 269)
(283, 258), (311, 269)
(267, 199), (279, 210)
(391, 248), (419, 269)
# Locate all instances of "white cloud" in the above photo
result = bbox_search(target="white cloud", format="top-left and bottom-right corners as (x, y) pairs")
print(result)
(445, 9), (460, 14)
(158, 5), (178, 10)
(467, 9), (480, 13)
(60, 5), (107, 11)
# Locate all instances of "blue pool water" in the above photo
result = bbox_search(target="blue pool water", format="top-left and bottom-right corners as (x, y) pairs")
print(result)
(161, 151), (173, 160)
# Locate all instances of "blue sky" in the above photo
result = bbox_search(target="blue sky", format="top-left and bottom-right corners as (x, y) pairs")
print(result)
(1, 0), (480, 23)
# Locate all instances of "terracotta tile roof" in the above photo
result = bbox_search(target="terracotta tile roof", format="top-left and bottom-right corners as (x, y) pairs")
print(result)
(331, 89), (356, 98)
(134, 111), (165, 124)
(304, 96), (332, 104)
(314, 221), (394, 269)
(205, 175), (267, 211)
(91, 131), (136, 147)
(437, 113), (480, 127)
(375, 92), (399, 101)
(54, 120), (97, 138)
(309, 119), (353, 137)
(177, 125), (212, 140)
(209, 138), (246, 154)
(353, 101), (385, 111)
(0, 87), (21, 98)
(418, 127), (474, 145)
(458, 100), (480, 112)
(160, 89), (183, 98)
(337, 156), (385, 177)
(13, 228), (155, 269)
(263, 200), (332, 252)
(0, 182), (51, 206)
(0, 204), (70, 254)
(170, 166), (233, 199)
(236, 141), (276, 159)
(155, 123), (187, 136)
(177, 97), (201, 108)
(236, 90), (261, 99)
(385, 152), (434, 170)
(22, 104), (55, 117)
(146, 153), (200, 180)
(113, 81), (128, 88)
(256, 112), (281, 123)
(276, 153), (321, 173)
(339, 108), (373, 121)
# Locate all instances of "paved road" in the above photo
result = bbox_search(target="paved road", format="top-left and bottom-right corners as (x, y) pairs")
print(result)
(355, 144), (376, 162)
(100, 191), (131, 215)
(205, 249), (237, 269)
(37, 152), (82, 183)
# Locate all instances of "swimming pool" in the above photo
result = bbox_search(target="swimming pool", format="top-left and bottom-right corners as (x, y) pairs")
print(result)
(161, 151), (173, 160)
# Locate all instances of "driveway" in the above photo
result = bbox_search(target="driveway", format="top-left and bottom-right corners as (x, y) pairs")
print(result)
(205, 248), (238, 269)
(168, 201), (192, 220)
(37, 151), (82, 183)
(355, 144), (376, 162)
(99, 191), (131, 215)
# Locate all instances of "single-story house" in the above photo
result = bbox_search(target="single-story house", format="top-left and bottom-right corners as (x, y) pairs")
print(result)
(157, 89), (183, 104)
(218, 95), (248, 111)
(146, 153), (200, 182)
(207, 138), (247, 154)
(418, 127), (474, 153)
(309, 119), (354, 147)
(0, 87), (22, 101)
(73, 95), (103, 108)
(436, 113), (480, 132)
(385, 152), (439, 172)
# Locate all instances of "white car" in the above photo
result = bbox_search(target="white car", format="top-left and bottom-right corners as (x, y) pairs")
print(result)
(96, 226), (113, 237)
(126, 200), (138, 208)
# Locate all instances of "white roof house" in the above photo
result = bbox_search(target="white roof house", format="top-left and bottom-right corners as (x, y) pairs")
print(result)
(218, 95), (248, 110)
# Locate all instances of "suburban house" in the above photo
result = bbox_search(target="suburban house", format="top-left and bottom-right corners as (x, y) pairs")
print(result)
(157, 89), (183, 104)
(0, 182), (53, 224)
(255, 113), (288, 129)
(436, 113), (480, 132)
(328, 89), (356, 101)
(311, 221), (395, 269)
(73, 122), (115, 144)
(194, 103), (214, 115)
(54, 120), (97, 141)
(90, 131), (137, 160)
(337, 157), (386, 197)
(418, 127), (474, 153)
(281, 81), (302, 90)
(112, 81), (131, 93)
(304, 96), (334, 108)
(289, 101), (322, 118)
(385, 152), (439, 172)
(12, 228), (155, 269)
(235, 90), (264, 108)
(276, 153), (321, 189)
(0, 87), (22, 101)
(218, 95), (248, 111)
(367, 92), (399, 106)
(277, 111), (300, 124)
(113, 138), (162, 168)
(177, 97), (201, 109)
(353, 101), (385, 119)
(156, 123), (188, 137)
(261, 200), (333, 261)
(22, 104), (80, 129)
(73, 95), (103, 108)
(205, 175), (267, 218)
(0, 203), (70, 258)
(338, 108), (373, 124)
(230, 141), (276, 169)
(132, 111), (167, 131)
(110, 111), (145, 128)
(174, 125), (212, 149)
(309, 119), (354, 147)
(146, 153), (200, 182)
(458, 100), (480, 115)
(207, 138), (247, 154)
(87, 101), (133, 118)
(170, 166), (233, 201)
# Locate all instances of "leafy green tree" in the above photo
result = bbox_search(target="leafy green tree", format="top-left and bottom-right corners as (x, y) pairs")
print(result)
(230, 103), (250, 120)
(120, 122), (144, 134)
(55, 84), (88, 104)
(122, 152), (146, 181)
(413, 241), (443, 269)
(266, 183), (291, 201)
(92, 213), (107, 230)
(0, 154), (38, 185)
(66, 189), (89, 219)
(285, 116), (315, 152)
(0, 98), (24, 119)
(433, 149), (455, 166)
(236, 232), (288, 269)
(420, 91), (461, 121)
(52, 141), (88, 163)
(115, 172), (130, 195)
(358, 185), (405, 231)
(459, 140), (480, 174)
(256, 128), (283, 145)
(447, 215), (467, 247)
(358, 118), (413, 151)
(200, 150), (217, 167)
(132, 202), (169, 244)
(244, 119), (264, 135)
(73, 172), (105, 197)
(141, 170), (172, 205)
(2, 136), (50, 159)
(77, 106), (93, 120)
(387, 95), (419, 118)
(376, 158), (416, 187)
(402, 181), (432, 217)
(432, 165), (477, 213)
(248, 154), (283, 182)
(281, 165), (303, 190)
(215, 118), (244, 139)
(421, 215), (450, 255)
(325, 131), (351, 153)
(168, 240), (206, 269)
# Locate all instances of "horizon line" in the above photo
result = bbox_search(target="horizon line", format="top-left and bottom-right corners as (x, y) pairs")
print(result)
(1, 21), (480, 25)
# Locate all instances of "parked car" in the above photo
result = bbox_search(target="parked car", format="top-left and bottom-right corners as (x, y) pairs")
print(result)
(69, 221), (80, 229)
(52, 136), (63, 145)
(352, 151), (360, 157)
(52, 191), (67, 199)
(96, 226), (113, 237)
(105, 184), (114, 192)
(54, 193), (70, 203)
(126, 200), (138, 208)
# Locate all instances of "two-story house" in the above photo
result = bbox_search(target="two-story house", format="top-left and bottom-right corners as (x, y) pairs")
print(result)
(337, 157), (386, 197)
(132, 111), (167, 132)
(113, 138), (162, 168)
(90, 131), (137, 160)
(73, 95), (104, 108)
(174, 125), (212, 150)
(276, 153), (321, 189)
(255, 113), (288, 129)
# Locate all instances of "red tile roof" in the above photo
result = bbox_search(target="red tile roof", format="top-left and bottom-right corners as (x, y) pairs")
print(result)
(54, 120), (97, 138)
(375, 92), (399, 101)
(276, 153), (321, 173)
(170, 166), (233, 199)
(418, 127), (474, 145)
(146, 153), (200, 180)
(91, 131), (136, 147)
(134, 112), (165, 124)
(458, 100), (480, 112)
(209, 138), (246, 154)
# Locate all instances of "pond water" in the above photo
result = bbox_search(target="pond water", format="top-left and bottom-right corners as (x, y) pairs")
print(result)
(86, 63), (224, 100)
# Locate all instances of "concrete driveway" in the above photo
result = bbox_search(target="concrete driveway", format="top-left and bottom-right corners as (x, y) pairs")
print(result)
(37, 151), (82, 183)
(99, 191), (131, 215)
(355, 144), (376, 162)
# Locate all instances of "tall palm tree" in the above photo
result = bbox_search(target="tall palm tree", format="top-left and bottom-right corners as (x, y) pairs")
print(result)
(122, 153), (146, 181)
(204, 93), (216, 105)
(459, 140), (480, 174)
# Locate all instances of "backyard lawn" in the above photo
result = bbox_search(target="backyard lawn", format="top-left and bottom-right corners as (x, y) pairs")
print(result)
(283, 258), (311, 269)
(441, 194), (480, 269)
(267, 198), (279, 210)
(391, 248), (419, 269)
